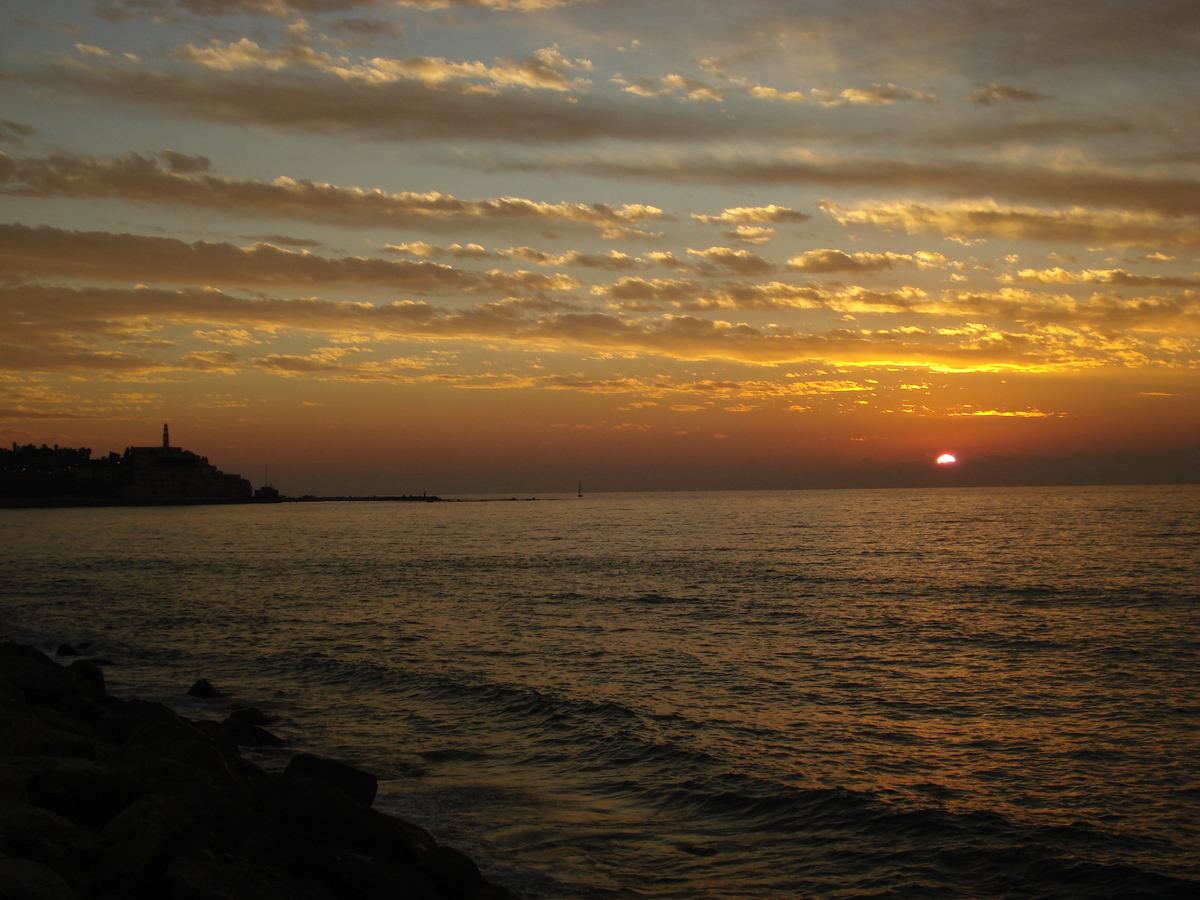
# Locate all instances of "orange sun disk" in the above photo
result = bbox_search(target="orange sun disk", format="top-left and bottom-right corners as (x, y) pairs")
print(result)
(936, 453), (957, 465)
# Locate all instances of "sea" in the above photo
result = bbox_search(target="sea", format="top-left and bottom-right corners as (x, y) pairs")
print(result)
(1, 485), (1198, 899)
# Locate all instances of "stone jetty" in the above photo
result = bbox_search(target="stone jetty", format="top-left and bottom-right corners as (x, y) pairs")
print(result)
(0, 642), (518, 900)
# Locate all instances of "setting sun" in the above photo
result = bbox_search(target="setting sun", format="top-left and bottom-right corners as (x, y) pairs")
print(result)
(936, 454), (957, 465)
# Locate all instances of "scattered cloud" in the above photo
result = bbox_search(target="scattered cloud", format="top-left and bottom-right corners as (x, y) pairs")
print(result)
(966, 83), (1050, 105)
(693, 205), (811, 225)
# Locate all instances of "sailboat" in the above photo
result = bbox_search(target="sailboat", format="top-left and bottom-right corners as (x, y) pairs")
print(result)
(578, 482), (583, 498)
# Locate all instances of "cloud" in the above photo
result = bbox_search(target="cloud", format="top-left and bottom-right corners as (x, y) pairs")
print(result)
(505, 152), (1200, 218)
(947, 407), (1063, 417)
(1003, 267), (1200, 288)
(505, 247), (646, 270)
(787, 249), (946, 273)
(686, 246), (774, 276)
(822, 200), (1200, 247)
(728, 78), (938, 107)
(96, 1), (574, 19)
(809, 83), (938, 107)
(0, 121), (38, 148)
(612, 73), (723, 102)
(3, 280), (1194, 376)
(0, 223), (577, 294)
(692, 205), (811, 225)
(0, 151), (667, 237)
(966, 83), (1050, 105)
(181, 349), (240, 372)
(175, 39), (593, 93)
(725, 226), (775, 246)
(23, 58), (776, 146)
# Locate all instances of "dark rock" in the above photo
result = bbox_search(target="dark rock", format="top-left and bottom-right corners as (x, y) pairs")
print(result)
(66, 660), (105, 697)
(0, 679), (25, 703)
(55, 644), (81, 658)
(0, 644), (103, 707)
(427, 844), (487, 900)
(187, 679), (222, 699)
(0, 643), (521, 900)
(222, 715), (284, 748)
(0, 799), (95, 876)
(354, 809), (438, 866)
(0, 706), (97, 759)
(338, 853), (442, 900)
(164, 851), (340, 900)
(0, 853), (83, 900)
(14, 757), (124, 828)
(53, 694), (108, 729)
(283, 753), (378, 808)
(264, 774), (370, 852)
(227, 707), (270, 727)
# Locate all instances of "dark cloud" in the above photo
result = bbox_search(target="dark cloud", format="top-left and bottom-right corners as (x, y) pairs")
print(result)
(500, 152), (1200, 218)
(0, 121), (38, 148)
(0, 223), (577, 294)
(23, 60), (810, 145)
(0, 151), (667, 236)
(966, 83), (1050, 105)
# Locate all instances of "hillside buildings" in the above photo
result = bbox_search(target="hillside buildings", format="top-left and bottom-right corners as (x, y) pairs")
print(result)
(1, 425), (253, 505)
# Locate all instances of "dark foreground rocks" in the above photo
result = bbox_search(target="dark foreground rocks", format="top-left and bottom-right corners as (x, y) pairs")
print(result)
(0, 642), (517, 900)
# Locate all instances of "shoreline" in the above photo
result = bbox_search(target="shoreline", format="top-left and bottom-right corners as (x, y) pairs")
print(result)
(0, 641), (520, 900)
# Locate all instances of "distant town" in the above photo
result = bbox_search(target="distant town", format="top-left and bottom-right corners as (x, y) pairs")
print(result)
(0, 425), (442, 507)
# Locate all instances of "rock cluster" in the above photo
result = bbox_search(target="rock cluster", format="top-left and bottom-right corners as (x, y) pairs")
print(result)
(0, 642), (517, 900)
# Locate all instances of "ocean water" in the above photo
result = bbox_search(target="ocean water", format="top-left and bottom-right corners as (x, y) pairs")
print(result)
(1, 485), (1198, 899)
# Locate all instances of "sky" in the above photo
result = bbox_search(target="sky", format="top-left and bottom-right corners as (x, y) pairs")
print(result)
(1, 0), (1198, 494)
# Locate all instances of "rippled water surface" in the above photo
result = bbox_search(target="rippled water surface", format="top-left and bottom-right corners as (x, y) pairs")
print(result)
(2, 486), (1198, 898)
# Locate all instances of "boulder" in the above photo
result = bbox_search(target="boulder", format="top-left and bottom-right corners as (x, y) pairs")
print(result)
(0, 643), (521, 900)
(187, 679), (222, 700)
(0, 853), (83, 900)
(226, 707), (270, 727)
(222, 715), (284, 748)
(0, 799), (95, 876)
(282, 753), (378, 808)
(164, 851), (339, 900)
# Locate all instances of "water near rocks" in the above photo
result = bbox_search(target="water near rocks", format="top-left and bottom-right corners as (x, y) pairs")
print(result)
(2, 485), (1197, 899)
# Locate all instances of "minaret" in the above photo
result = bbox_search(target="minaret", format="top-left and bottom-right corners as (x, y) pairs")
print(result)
(162, 423), (169, 448)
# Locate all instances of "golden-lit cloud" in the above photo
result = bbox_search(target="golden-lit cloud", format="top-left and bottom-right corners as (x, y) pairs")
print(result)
(687, 247), (774, 276)
(7, 280), (1169, 374)
(175, 40), (593, 93)
(4, 0), (1199, 486)
(1003, 268), (1200, 289)
(787, 249), (947, 273)
(692, 206), (811, 226)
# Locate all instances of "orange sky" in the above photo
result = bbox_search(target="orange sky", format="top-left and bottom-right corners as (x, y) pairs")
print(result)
(2, 1), (1197, 493)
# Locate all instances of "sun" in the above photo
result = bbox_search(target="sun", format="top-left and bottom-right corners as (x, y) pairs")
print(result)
(936, 453), (957, 465)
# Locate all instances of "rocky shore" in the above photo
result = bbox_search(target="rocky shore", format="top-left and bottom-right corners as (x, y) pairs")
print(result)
(0, 641), (519, 900)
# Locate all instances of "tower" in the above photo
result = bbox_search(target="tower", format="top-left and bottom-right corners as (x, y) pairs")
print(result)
(162, 423), (169, 448)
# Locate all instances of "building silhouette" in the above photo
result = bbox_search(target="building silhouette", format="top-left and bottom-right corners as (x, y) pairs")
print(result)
(119, 424), (252, 502)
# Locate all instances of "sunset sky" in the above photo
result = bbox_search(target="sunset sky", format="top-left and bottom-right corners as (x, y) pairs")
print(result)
(2, 0), (1198, 494)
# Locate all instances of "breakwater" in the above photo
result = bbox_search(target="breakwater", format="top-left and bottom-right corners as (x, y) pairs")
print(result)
(0, 641), (518, 900)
